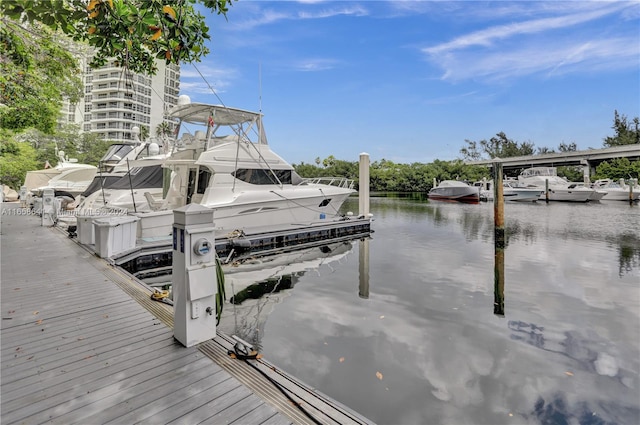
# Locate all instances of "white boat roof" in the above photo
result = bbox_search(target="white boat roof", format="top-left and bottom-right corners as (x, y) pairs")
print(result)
(167, 102), (261, 126)
(439, 180), (471, 187)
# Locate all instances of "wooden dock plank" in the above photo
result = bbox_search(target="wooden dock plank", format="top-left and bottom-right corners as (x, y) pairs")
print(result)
(1, 204), (373, 425)
(205, 395), (275, 424)
(135, 378), (243, 425)
(102, 368), (232, 424)
(1, 333), (179, 407)
(165, 385), (255, 425)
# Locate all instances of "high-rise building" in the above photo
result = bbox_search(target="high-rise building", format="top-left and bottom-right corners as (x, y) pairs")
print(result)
(63, 57), (180, 142)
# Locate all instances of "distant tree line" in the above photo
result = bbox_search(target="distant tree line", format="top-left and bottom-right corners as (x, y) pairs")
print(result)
(293, 111), (640, 192)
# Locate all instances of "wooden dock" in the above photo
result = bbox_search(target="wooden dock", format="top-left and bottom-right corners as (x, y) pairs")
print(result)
(0, 203), (373, 425)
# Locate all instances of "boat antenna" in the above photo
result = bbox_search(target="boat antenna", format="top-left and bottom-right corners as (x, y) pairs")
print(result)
(192, 63), (226, 106)
(259, 62), (262, 114)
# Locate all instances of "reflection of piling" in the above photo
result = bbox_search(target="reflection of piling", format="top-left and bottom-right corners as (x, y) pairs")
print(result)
(359, 152), (370, 217)
(494, 249), (505, 317)
(358, 238), (370, 299)
(630, 182), (634, 205)
(493, 159), (505, 317)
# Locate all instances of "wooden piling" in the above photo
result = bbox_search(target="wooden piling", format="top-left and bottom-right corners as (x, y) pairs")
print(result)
(494, 160), (505, 248)
(545, 179), (549, 203)
(493, 159), (505, 317)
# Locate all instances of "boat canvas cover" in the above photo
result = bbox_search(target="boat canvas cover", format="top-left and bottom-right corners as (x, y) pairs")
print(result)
(23, 169), (62, 191)
(81, 175), (122, 197)
(106, 165), (164, 190)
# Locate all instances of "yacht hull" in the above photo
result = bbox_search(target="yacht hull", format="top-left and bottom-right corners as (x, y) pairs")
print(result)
(135, 189), (354, 238)
(537, 188), (593, 202)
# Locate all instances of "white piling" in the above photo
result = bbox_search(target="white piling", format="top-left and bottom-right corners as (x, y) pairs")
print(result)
(359, 152), (370, 217)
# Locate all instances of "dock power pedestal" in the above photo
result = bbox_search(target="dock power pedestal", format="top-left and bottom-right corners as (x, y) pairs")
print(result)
(172, 204), (217, 347)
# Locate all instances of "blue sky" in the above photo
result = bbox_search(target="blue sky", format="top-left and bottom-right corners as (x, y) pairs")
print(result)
(179, 1), (640, 165)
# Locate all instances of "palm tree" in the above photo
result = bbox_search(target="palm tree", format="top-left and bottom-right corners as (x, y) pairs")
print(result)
(155, 122), (174, 137)
(139, 125), (150, 142)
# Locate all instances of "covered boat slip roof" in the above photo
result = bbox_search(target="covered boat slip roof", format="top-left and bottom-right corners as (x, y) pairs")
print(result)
(168, 102), (262, 126)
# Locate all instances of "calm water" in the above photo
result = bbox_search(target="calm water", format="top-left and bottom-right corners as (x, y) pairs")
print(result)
(217, 195), (640, 425)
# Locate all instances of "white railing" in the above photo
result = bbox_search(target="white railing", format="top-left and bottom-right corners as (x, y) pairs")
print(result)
(302, 177), (355, 189)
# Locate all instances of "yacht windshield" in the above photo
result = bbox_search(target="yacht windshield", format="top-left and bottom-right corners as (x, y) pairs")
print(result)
(232, 168), (294, 185)
(100, 144), (136, 163)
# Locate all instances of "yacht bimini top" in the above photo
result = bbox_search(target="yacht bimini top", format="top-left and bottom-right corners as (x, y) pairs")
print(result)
(168, 98), (267, 148)
(168, 102), (262, 127)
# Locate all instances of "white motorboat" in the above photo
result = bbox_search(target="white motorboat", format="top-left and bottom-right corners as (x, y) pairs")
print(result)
(428, 179), (479, 203)
(25, 150), (97, 198)
(517, 167), (594, 202)
(566, 182), (608, 201)
(474, 179), (544, 202)
(134, 97), (356, 237)
(592, 178), (640, 201)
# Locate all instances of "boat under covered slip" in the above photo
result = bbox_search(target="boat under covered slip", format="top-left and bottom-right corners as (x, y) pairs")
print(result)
(133, 96), (357, 237)
(428, 180), (479, 203)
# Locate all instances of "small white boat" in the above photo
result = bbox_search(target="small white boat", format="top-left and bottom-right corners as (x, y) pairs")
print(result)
(567, 182), (608, 201)
(592, 178), (640, 201)
(428, 180), (479, 203)
(517, 167), (594, 202)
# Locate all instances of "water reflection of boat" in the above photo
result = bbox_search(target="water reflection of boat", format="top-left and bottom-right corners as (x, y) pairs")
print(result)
(428, 179), (479, 203)
(217, 240), (358, 351)
(225, 241), (355, 297)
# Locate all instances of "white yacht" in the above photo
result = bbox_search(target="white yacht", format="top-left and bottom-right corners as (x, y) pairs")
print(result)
(592, 178), (640, 201)
(25, 150), (97, 198)
(474, 179), (544, 202)
(134, 97), (356, 237)
(517, 167), (594, 202)
(77, 137), (172, 213)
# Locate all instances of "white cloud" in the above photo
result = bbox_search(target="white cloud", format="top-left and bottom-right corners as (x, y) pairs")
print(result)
(229, 3), (368, 30)
(421, 2), (639, 82)
(291, 58), (339, 72)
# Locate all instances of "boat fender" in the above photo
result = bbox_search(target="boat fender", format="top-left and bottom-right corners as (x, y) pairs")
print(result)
(231, 238), (251, 250)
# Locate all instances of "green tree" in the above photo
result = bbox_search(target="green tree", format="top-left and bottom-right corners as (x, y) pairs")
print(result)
(593, 158), (640, 181)
(155, 121), (174, 137)
(460, 132), (535, 160)
(1, 0), (234, 76)
(139, 125), (149, 142)
(603, 110), (640, 147)
(0, 23), (82, 133)
(558, 142), (577, 152)
(0, 131), (40, 189)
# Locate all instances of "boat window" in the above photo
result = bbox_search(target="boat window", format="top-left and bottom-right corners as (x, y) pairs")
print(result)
(232, 168), (292, 185)
(100, 144), (135, 162)
(196, 168), (212, 194)
(186, 169), (197, 204)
